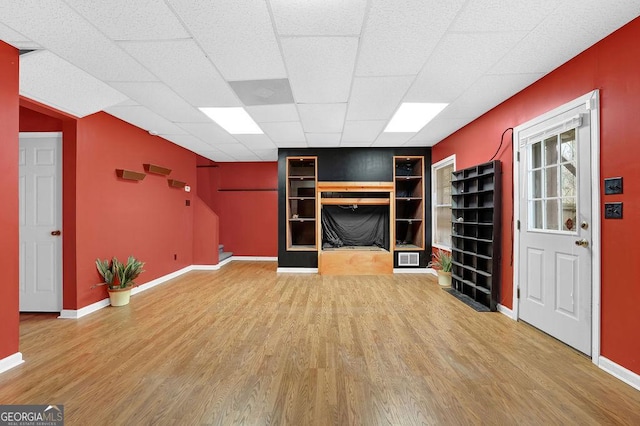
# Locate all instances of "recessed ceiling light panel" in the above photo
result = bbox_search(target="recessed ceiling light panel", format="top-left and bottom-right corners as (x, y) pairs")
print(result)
(384, 103), (448, 133)
(199, 107), (264, 134)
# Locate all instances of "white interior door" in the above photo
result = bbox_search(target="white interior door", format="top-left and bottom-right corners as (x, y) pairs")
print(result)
(517, 102), (593, 355)
(19, 132), (63, 312)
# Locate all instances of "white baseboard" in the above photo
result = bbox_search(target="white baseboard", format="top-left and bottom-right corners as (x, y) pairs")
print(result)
(497, 304), (515, 319)
(232, 256), (277, 262)
(277, 267), (318, 273)
(131, 265), (193, 295)
(393, 268), (430, 274)
(0, 352), (24, 374)
(191, 264), (220, 271)
(59, 299), (110, 319)
(599, 356), (640, 391)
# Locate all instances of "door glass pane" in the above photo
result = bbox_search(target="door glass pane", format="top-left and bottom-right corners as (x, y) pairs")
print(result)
(531, 142), (542, 168)
(560, 130), (575, 162)
(545, 199), (559, 230)
(530, 200), (543, 229)
(562, 197), (577, 231)
(545, 166), (558, 197)
(528, 128), (579, 232)
(561, 163), (576, 197)
(545, 135), (558, 166)
(531, 170), (542, 198)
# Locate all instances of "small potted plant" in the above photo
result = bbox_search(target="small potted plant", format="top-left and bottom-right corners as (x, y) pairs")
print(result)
(428, 249), (453, 288)
(95, 256), (145, 306)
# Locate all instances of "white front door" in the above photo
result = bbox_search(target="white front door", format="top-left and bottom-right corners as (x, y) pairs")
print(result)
(517, 97), (594, 355)
(19, 132), (63, 312)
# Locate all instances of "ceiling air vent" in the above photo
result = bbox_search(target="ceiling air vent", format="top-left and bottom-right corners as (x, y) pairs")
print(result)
(398, 252), (419, 267)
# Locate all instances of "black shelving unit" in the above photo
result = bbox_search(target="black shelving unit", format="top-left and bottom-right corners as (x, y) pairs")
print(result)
(450, 160), (502, 311)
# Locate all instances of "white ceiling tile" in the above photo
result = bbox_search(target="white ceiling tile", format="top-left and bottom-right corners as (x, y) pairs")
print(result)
(160, 133), (215, 153)
(346, 76), (414, 121)
(104, 105), (187, 135)
(118, 40), (241, 107)
(298, 103), (347, 133)
(253, 148), (278, 161)
(246, 104), (299, 123)
(216, 143), (254, 157)
(281, 37), (358, 103)
(407, 118), (472, 146)
(341, 120), (386, 143)
(20, 51), (128, 117)
(177, 122), (240, 145)
(261, 121), (306, 144)
(108, 82), (209, 123)
(0, 22), (33, 42)
(273, 140), (308, 148)
(306, 133), (342, 147)
(270, 0), (367, 36)
(451, 0), (561, 32)
(167, 0), (286, 80)
(197, 150), (236, 162)
(490, 1), (640, 75)
(0, 1), (157, 81)
(63, 0), (189, 40)
(340, 141), (374, 147)
(440, 73), (544, 120)
(233, 134), (277, 149)
(371, 132), (415, 146)
(406, 31), (526, 102)
(356, 0), (466, 76)
(230, 152), (262, 161)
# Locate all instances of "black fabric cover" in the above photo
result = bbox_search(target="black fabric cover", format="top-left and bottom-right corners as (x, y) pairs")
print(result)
(322, 205), (389, 249)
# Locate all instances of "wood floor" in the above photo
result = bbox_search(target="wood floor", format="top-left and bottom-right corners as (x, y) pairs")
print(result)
(1, 262), (639, 425)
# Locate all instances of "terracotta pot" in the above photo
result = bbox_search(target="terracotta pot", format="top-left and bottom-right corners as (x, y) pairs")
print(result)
(436, 270), (452, 288)
(108, 288), (131, 307)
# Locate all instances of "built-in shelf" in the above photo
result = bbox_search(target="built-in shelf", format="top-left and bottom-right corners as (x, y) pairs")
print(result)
(116, 169), (146, 181)
(286, 157), (317, 250)
(167, 179), (186, 188)
(143, 163), (172, 175)
(394, 156), (425, 251)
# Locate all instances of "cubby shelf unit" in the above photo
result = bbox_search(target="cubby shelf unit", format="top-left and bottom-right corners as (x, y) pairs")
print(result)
(450, 160), (502, 311)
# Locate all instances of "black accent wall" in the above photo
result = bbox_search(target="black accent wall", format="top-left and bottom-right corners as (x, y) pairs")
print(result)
(278, 147), (432, 268)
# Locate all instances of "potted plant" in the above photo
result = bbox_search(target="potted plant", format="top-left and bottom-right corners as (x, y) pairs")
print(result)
(428, 249), (453, 288)
(95, 256), (145, 306)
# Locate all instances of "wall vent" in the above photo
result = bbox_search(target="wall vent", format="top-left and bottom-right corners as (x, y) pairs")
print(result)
(398, 252), (419, 267)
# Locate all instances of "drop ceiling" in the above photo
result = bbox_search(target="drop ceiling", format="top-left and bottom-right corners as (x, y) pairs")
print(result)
(1, 1), (638, 162)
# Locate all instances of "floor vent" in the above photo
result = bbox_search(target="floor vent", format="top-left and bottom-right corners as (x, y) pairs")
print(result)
(398, 252), (419, 267)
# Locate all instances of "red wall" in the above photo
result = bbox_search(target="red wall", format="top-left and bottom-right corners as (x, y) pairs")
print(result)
(0, 42), (20, 360)
(197, 159), (278, 257)
(73, 113), (199, 307)
(193, 197), (220, 265)
(432, 17), (640, 374)
(19, 106), (62, 132)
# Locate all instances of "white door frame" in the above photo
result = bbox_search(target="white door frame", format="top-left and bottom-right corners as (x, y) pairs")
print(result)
(19, 131), (63, 312)
(513, 90), (601, 364)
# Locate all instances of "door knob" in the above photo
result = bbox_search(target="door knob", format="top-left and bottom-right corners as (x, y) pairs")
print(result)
(51, 230), (61, 236)
(575, 238), (588, 247)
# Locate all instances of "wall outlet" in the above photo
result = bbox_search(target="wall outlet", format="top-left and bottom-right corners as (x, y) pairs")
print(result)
(174, 254), (177, 260)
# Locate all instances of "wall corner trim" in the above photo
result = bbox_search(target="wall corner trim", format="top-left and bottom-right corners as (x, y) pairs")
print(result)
(599, 356), (640, 391)
(0, 352), (24, 375)
(497, 304), (515, 319)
